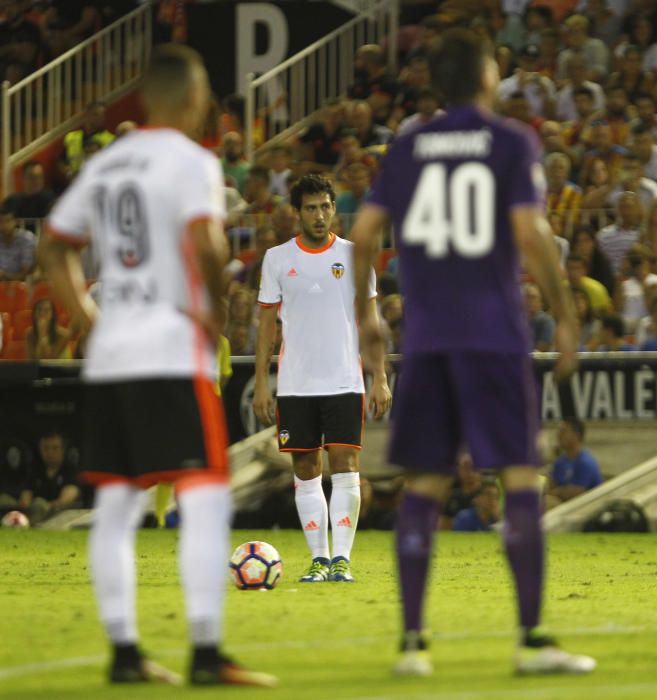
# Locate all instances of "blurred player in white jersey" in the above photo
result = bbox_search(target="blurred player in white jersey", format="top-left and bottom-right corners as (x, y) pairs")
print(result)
(39, 44), (276, 688)
(254, 174), (391, 583)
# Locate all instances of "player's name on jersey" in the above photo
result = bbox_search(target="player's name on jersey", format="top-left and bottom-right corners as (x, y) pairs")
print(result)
(97, 156), (150, 175)
(413, 130), (492, 159)
(104, 277), (158, 304)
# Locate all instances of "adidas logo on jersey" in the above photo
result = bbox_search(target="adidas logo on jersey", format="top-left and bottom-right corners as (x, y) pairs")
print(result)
(304, 520), (320, 531)
(336, 516), (353, 527)
(287, 268), (298, 277)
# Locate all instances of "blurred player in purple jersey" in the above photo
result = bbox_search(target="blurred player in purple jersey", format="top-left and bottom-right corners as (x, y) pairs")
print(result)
(352, 29), (595, 677)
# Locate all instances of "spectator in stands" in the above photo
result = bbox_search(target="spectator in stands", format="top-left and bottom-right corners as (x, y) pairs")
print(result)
(580, 157), (614, 210)
(26, 298), (72, 360)
(545, 152), (582, 229)
(115, 120), (138, 138)
(629, 93), (657, 141)
(236, 226), (278, 292)
(615, 11), (657, 70)
(547, 211), (570, 266)
(440, 452), (483, 531)
(297, 98), (345, 172)
(555, 55), (605, 122)
(566, 253), (613, 316)
(348, 99), (393, 147)
(452, 478), (501, 532)
(524, 283), (555, 351)
(635, 294), (657, 347)
(607, 45), (654, 105)
(405, 15), (442, 62)
(524, 6), (555, 48)
(571, 226), (616, 296)
(222, 131), (250, 194)
(333, 130), (378, 185)
(0, 199), (36, 281)
(597, 313), (637, 350)
(606, 152), (657, 212)
(59, 101), (114, 184)
(572, 286), (601, 350)
(0, 437), (32, 516)
(243, 166), (281, 216)
(596, 191), (643, 274)
(44, 0), (101, 56)
(267, 145), (293, 199)
(390, 54), (432, 127)
(7, 161), (56, 221)
(226, 319), (253, 356)
(396, 86), (441, 136)
(497, 43), (556, 119)
(271, 203), (298, 244)
(618, 248), (657, 332)
(556, 14), (609, 83)
(537, 27), (560, 78)
(502, 91), (544, 131)
(585, 0), (623, 47)
(602, 86), (632, 147)
(562, 86), (602, 157)
(336, 162), (371, 216)
(0, 0), (43, 84)
(348, 43), (397, 101)
(23, 431), (80, 524)
(580, 119), (628, 187)
(643, 199), (657, 254)
(539, 120), (571, 157)
(630, 123), (657, 181)
(545, 418), (603, 510)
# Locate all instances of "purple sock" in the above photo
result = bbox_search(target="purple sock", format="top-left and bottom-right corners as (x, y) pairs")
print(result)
(503, 490), (544, 636)
(395, 491), (440, 635)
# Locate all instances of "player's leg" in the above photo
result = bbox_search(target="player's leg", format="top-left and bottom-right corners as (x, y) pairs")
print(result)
(278, 396), (330, 581)
(323, 393), (365, 581)
(325, 446), (360, 581)
(388, 354), (460, 675)
(455, 351), (595, 675)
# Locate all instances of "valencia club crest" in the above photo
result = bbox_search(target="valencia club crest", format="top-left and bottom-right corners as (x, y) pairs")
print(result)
(331, 262), (345, 279)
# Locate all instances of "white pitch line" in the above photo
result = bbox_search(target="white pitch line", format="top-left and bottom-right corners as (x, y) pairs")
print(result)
(347, 683), (657, 700)
(0, 623), (651, 682)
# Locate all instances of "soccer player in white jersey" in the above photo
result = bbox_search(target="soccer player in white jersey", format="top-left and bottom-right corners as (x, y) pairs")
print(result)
(39, 45), (276, 688)
(254, 174), (392, 583)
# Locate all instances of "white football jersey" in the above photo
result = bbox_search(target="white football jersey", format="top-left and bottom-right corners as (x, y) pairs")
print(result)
(48, 128), (225, 382)
(258, 234), (376, 396)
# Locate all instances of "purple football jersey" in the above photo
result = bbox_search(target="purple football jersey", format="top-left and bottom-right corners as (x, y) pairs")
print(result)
(368, 105), (544, 354)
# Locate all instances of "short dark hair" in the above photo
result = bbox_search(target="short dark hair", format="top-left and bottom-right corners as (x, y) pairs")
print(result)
(573, 86), (594, 101)
(602, 314), (625, 339)
(428, 28), (493, 105)
(563, 417), (585, 439)
(290, 175), (336, 210)
(247, 166), (270, 183)
(0, 198), (17, 217)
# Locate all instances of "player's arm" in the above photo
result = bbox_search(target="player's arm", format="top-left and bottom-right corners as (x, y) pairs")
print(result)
(253, 303), (278, 425)
(363, 295), (392, 419)
(38, 233), (97, 334)
(50, 483), (81, 512)
(351, 204), (389, 371)
(548, 484), (586, 502)
(512, 206), (578, 381)
(187, 217), (228, 340)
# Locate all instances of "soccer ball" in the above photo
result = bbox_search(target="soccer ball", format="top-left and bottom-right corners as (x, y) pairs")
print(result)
(1, 510), (29, 528)
(229, 541), (282, 590)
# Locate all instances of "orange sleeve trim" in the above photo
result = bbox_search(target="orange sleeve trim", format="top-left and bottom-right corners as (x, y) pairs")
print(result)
(258, 301), (280, 308)
(175, 471), (228, 493)
(45, 224), (88, 248)
(294, 232), (336, 254)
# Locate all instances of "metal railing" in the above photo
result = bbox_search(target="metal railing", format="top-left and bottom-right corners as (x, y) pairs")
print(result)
(244, 0), (398, 160)
(1, 4), (152, 195)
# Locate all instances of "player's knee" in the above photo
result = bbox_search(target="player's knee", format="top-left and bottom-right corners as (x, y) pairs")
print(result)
(405, 473), (453, 503)
(327, 447), (359, 474)
(501, 466), (541, 492)
(293, 452), (322, 480)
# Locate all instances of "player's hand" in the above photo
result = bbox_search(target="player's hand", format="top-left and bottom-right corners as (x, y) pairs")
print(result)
(253, 382), (275, 426)
(553, 318), (578, 383)
(368, 376), (392, 420)
(359, 316), (387, 373)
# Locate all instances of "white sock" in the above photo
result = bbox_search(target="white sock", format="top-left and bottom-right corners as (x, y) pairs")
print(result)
(89, 483), (147, 645)
(330, 472), (361, 562)
(178, 483), (231, 646)
(294, 474), (329, 561)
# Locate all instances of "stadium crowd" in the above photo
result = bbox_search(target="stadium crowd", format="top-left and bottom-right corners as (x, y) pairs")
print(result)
(1, 0), (654, 525)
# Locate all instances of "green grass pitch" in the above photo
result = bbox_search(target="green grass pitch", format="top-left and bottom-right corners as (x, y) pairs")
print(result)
(1, 529), (656, 700)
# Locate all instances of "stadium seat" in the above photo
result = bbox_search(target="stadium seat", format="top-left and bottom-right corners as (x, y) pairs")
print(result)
(0, 282), (29, 314)
(30, 280), (53, 304)
(377, 249), (397, 273)
(1, 312), (11, 349)
(11, 309), (33, 341)
(2, 339), (27, 361)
